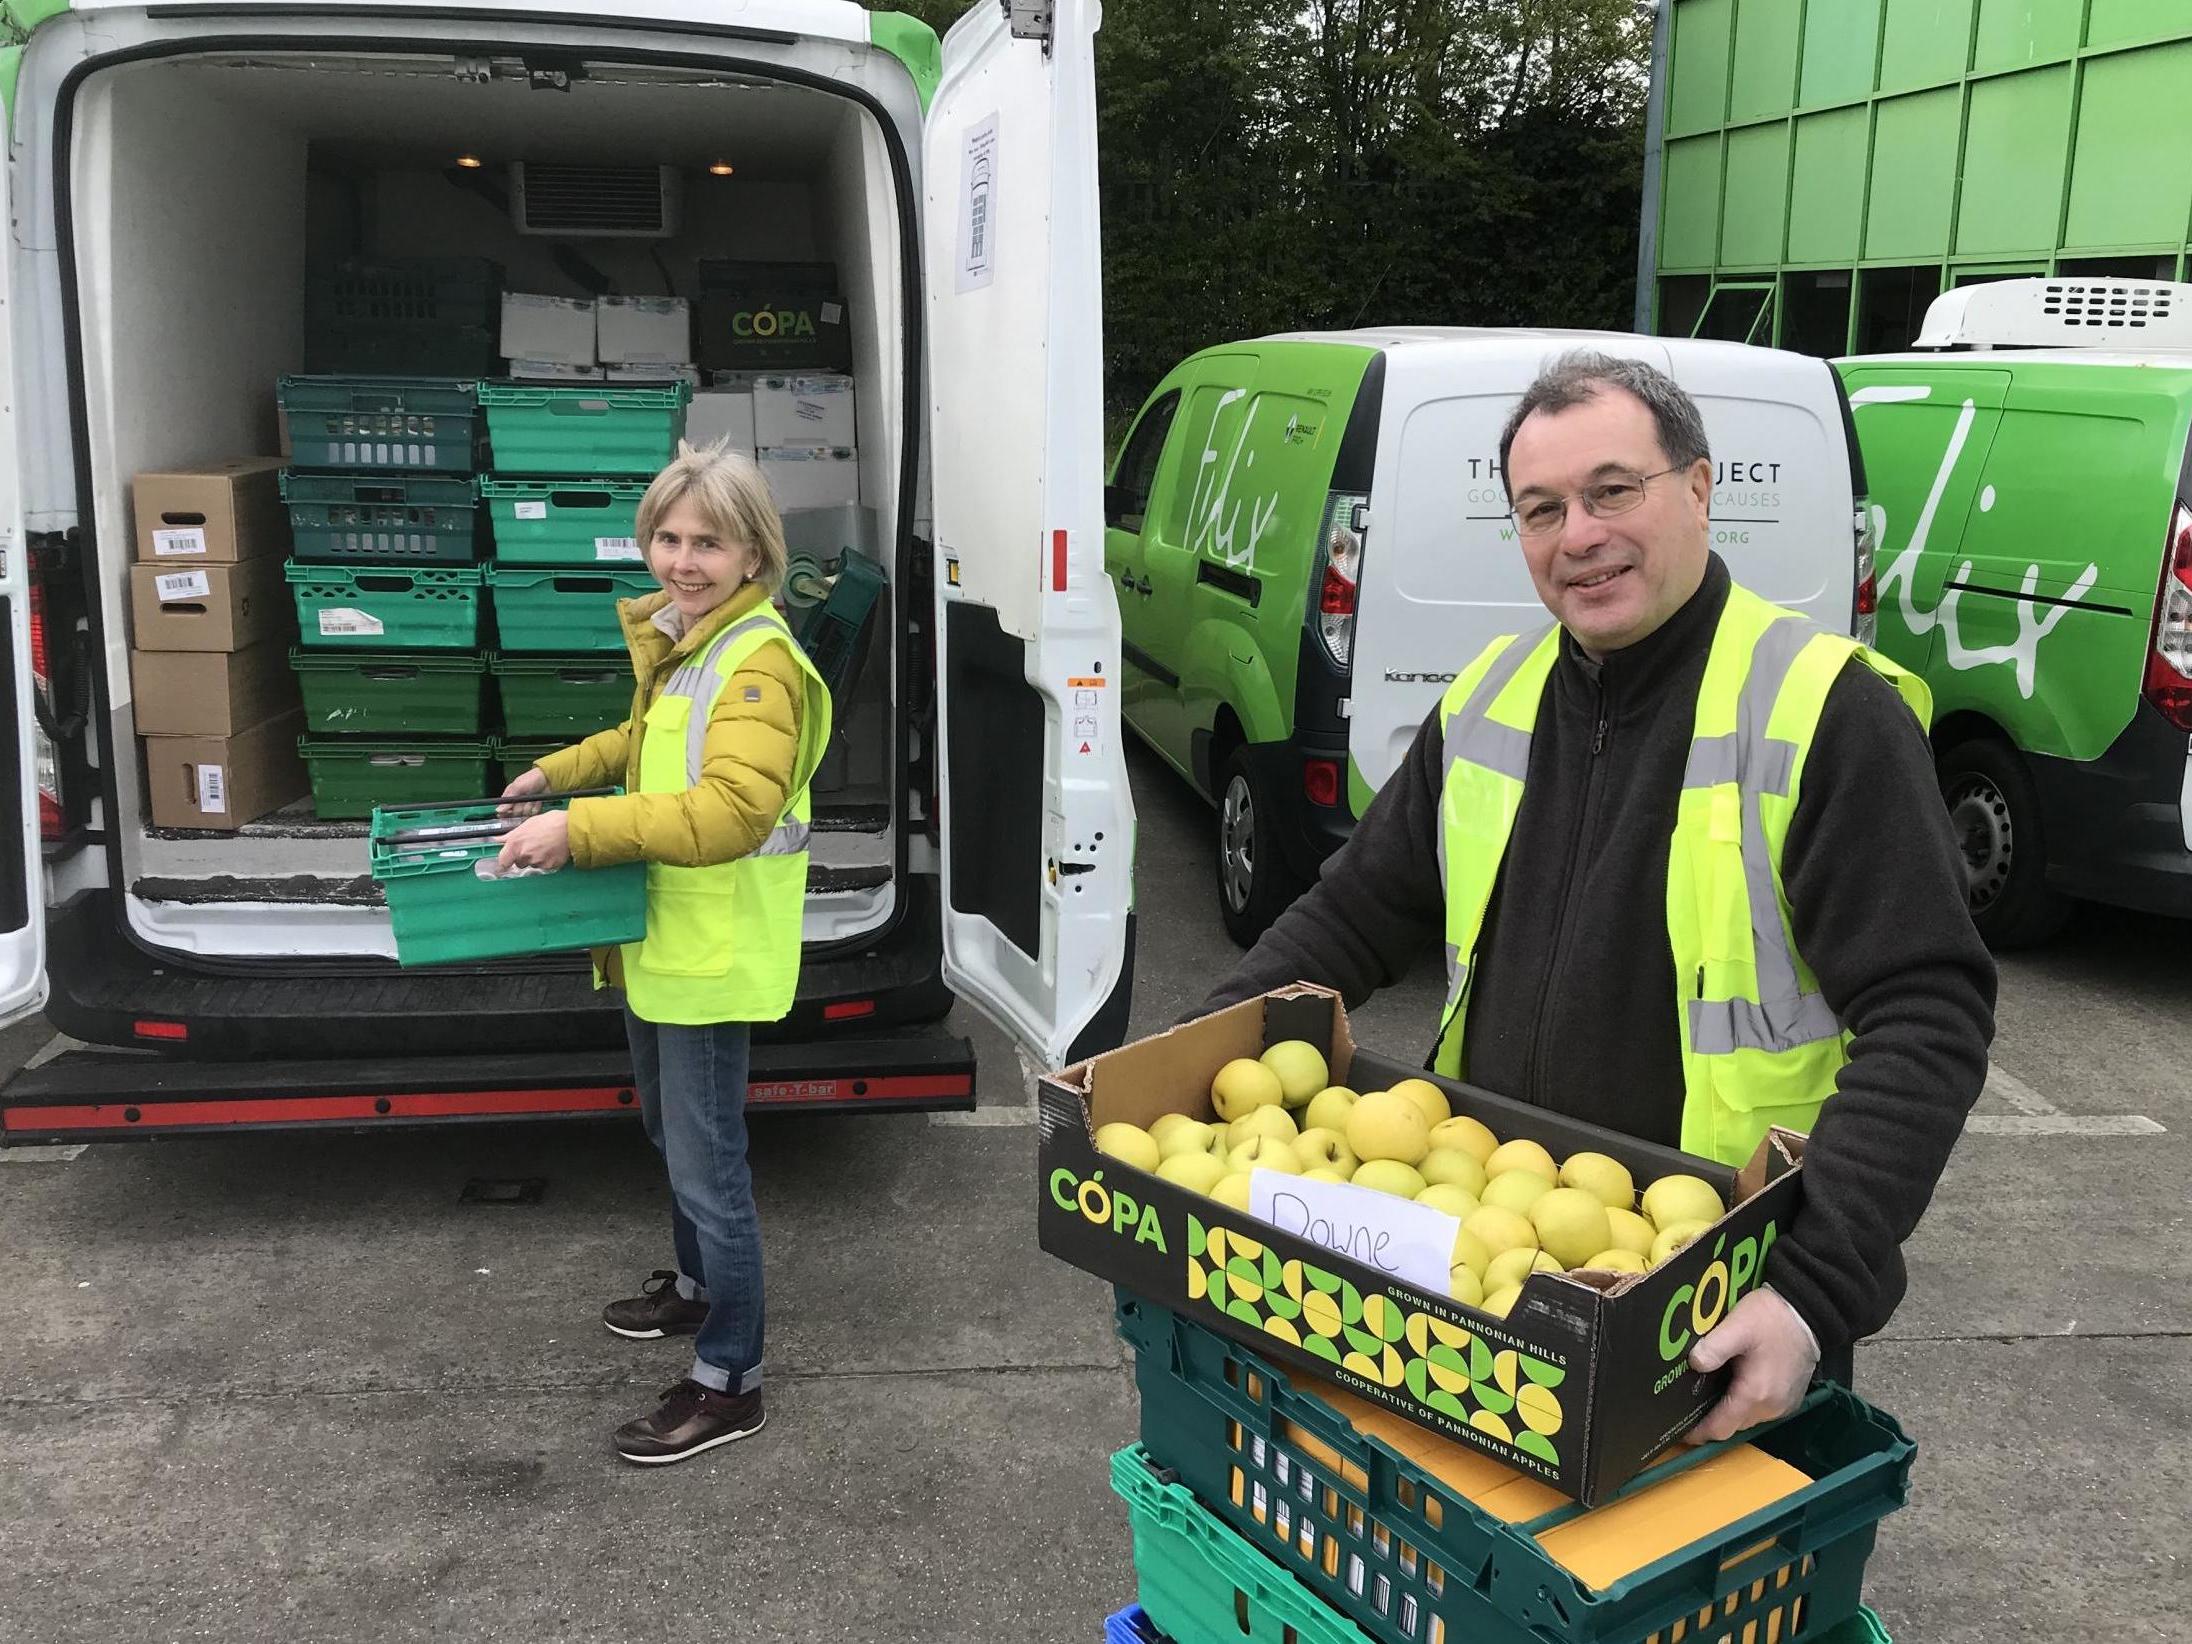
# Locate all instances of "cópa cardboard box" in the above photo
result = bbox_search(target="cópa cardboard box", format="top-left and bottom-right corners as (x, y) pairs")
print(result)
(1037, 984), (1807, 1506)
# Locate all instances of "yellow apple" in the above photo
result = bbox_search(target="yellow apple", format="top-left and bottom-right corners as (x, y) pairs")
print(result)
(1419, 1148), (1488, 1197)
(1259, 1040), (1330, 1109)
(1559, 1151), (1636, 1212)
(1428, 1114), (1499, 1165)
(1414, 1183), (1480, 1220)
(1485, 1137), (1559, 1182)
(1292, 1127), (1360, 1176)
(1641, 1173), (1725, 1231)
(1649, 1219), (1716, 1267)
(1226, 1106), (1300, 1149)
(1211, 1058), (1286, 1121)
(1480, 1169), (1555, 1217)
(1448, 1263), (1485, 1307)
(1156, 1119), (1222, 1162)
(1486, 1245), (1562, 1290)
(1450, 1227), (1493, 1278)
(1148, 1113), (1204, 1149)
(1226, 1136), (1304, 1175)
(1481, 1282), (1523, 1318)
(1344, 1090), (1432, 1166)
(1210, 1173), (1254, 1211)
(1462, 1205), (1539, 1261)
(1155, 1151), (1228, 1195)
(1578, 1248), (1648, 1275)
(1094, 1122), (1161, 1173)
(1302, 1086), (1361, 1134)
(1530, 1187), (1615, 1269)
(1303, 1167), (1351, 1184)
(1351, 1159), (1429, 1199)
(1389, 1077), (1452, 1127)
(1604, 1208), (1657, 1258)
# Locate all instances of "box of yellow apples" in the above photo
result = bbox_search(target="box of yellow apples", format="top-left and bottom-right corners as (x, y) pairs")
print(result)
(1038, 983), (1809, 1505)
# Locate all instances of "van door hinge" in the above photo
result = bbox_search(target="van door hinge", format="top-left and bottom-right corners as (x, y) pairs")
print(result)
(1001, 0), (1054, 50)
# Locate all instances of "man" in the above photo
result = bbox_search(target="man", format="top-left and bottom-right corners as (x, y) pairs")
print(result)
(1198, 350), (1995, 1441)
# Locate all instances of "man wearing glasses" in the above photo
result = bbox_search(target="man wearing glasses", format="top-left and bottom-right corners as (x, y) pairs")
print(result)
(1198, 349), (1994, 1441)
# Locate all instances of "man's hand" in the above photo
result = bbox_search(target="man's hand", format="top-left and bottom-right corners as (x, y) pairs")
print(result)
(496, 810), (571, 873)
(1683, 1287), (1819, 1444)
(499, 766), (551, 817)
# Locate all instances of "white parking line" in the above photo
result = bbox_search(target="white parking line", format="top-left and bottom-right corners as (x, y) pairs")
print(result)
(1965, 1114), (2165, 1137)
(1, 1143), (88, 1162)
(1982, 1063), (2057, 1116)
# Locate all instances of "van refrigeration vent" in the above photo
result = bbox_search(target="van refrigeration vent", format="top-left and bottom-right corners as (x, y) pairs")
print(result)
(1914, 276), (2192, 351)
(509, 163), (684, 239)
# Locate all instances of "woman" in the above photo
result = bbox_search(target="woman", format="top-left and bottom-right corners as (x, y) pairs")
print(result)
(497, 440), (832, 1466)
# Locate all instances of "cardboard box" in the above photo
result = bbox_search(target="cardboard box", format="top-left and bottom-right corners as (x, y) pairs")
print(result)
(500, 293), (597, 366)
(130, 558), (294, 653)
(759, 446), (859, 512)
(595, 295), (692, 365)
(753, 373), (857, 447)
(130, 642), (300, 738)
(142, 710), (308, 830)
(132, 458), (288, 564)
(686, 388), (757, 453)
(695, 260), (851, 372)
(1038, 984), (1806, 1505)
(606, 363), (701, 386)
(507, 360), (606, 382)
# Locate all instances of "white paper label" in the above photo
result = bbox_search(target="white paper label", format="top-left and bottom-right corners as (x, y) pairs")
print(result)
(513, 501), (549, 521)
(318, 607), (386, 637)
(956, 113), (1000, 293)
(155, 570), (211, 603)
(196, 763), (227, 815)
(820, 301), (843, 325)
(1249, 1172), (1460, 1295)
(152, 527), (209, 557)
(595, 538), (642, 561)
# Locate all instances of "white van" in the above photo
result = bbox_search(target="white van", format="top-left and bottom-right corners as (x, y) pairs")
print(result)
(1107, 327), (1873, 940)
(0, 0), (1135, 1138)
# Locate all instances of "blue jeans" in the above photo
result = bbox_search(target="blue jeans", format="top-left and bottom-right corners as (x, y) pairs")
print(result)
(625, 1009), (764, 1395)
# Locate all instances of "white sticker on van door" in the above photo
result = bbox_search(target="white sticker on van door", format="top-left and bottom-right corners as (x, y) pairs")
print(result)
(1184, 390), (1281, 572)
(1849, 384), (2099, 700)
(956, 113), (999, 294)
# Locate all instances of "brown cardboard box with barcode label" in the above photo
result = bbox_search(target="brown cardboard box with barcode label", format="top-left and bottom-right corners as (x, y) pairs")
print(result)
(130, 642), (301, 738)
(130, 557), (294, 652)
(132, 458), (288, 565)
(142, 711), (308, 831)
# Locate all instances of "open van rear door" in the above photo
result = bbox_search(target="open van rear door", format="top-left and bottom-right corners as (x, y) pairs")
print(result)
(0, 144), (50, 1031)
(924, 0), (1135, 1067)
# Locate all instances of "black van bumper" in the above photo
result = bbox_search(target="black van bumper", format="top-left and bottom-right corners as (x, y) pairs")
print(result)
(2035, 704), (2192, 916)
(1232, 731), (1359, 882)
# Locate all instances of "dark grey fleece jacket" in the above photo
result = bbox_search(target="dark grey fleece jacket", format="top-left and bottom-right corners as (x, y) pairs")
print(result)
(1198, 556), (1997, 1357)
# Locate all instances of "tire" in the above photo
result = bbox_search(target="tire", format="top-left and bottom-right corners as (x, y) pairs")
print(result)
(1937, 738), (2074, 949)
(1215, 744), (1307, 947)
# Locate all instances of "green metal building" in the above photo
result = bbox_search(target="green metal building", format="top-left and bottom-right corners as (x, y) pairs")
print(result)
(1637, 0), (2192, 354)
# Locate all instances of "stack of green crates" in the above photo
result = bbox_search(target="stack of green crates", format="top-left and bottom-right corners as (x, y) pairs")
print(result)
(478, 382), (688, 775)
(279, 375), (494, 820)
(1105, 1293), (1912, 1644)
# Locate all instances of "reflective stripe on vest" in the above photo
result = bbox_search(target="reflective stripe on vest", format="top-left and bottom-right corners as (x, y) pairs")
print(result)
(618, 602), (834, 1027)
(1430, 583), (1931, 1166)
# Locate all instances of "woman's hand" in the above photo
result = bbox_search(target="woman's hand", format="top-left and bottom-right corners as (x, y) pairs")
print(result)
(496, 810), (572, 873)
(499, 766), (551, 817)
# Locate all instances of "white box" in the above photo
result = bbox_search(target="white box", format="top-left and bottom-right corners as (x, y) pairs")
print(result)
(508, 360), (606, 382)
(597, 296), (693, 365)
(760, 446), (860, 512)
(754, 373), (857, 448)
(687, 389), (757, 453)
(500, 293), (597, 366)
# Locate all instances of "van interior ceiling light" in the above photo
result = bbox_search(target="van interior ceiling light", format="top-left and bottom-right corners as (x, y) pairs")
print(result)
(708, 161), (736, 177)
(455, 154), (485, 169)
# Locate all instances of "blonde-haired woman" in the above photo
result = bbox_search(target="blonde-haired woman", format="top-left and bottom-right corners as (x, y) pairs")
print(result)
(498, 441), (832, 1465)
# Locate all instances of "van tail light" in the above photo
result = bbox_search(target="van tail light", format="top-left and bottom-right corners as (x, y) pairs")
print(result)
(1302, 757), (1341, 809)
(2143, 501), (2192, 731)
(1312, 492), (1368, 671)
(28, 575), (63, 841)
(1852, 503), (1879, 646)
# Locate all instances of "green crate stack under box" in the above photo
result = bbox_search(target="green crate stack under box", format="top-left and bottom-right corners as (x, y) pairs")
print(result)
(1113, 1295), (1913, 1644)
(282, 472), (483, 565)
(482, 478), (650, 566)
(292, 649), (487, 735)
(306, 257), (502, 377)
(287, 563), (485, 650)
(490, 653), (632, 736)
(279, 375), (484, 474)
(298, 737), (496, 820)
(370, 796), (646, 966)
(478, 382), (689, 475)
(487, 566), (655, 653)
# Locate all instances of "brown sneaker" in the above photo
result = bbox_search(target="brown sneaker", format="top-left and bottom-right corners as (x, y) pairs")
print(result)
(613, 1380), (766, 1466)
(602, 1271), (709, 1340)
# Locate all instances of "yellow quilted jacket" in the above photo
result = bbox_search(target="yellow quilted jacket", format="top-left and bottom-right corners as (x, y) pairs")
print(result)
(533, 580), (807, 875)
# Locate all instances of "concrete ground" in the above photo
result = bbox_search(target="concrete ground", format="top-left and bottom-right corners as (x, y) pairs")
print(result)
(0, 737), (2185, 1642)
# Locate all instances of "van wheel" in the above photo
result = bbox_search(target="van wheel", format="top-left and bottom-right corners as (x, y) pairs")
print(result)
(1216, 747), (1305, 947)
(1938, 739), (2073, 949)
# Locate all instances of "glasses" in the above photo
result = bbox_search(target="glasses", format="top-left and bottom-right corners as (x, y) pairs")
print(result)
(1511, 466), (1682, 538)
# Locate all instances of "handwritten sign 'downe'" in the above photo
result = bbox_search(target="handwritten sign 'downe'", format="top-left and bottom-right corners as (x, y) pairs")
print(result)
(1250, 1171), (1459, 1293)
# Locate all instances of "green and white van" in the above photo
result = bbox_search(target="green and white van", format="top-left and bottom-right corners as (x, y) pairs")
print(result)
(1107, 327), (1873, 943)
(1839, 278), (2192, 946)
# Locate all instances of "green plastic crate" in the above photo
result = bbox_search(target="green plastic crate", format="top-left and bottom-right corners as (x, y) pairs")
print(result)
(487, 566), (654, 653)
(1114, 1296), (1912, 1644)
(291, 649), (488, 735)
(490, 653), (633, 736)
(369, 795), (646, 966)
(279, 375), (483, 473)
(492, 739), (566, 788)
(306, 257), (502, 376)
(281, 472), (482, 564)
(299, 737), (495, 820)
(286, 562), (484, 650)
(481, 478), (650, 566)
(794, 547), (886, 698)
(478, 382), (690, 475)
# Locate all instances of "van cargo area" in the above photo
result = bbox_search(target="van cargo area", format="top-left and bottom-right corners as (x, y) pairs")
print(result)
(66, 49), (909, 964)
